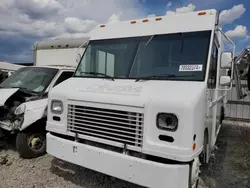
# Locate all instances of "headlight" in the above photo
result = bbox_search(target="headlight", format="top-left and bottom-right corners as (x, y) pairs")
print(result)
(15, 104), (26, 115)
(157, 113), (178, 132)
(51, 100), (63, 114)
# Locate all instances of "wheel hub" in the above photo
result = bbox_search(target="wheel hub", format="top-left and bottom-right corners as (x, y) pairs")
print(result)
(28, 135), (43, 151)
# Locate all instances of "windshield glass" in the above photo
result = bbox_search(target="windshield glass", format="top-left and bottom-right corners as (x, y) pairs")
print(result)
(0, 67), (59, 94)
(75, 31), (211, 81)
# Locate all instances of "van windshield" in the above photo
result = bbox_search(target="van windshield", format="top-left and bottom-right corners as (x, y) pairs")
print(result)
(75, 31), (211, 81)
(0, 67), (59, 94)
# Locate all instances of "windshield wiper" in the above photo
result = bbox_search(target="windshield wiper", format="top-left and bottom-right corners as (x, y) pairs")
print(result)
(80, 72), (115, 81)
(179, 32), (185, 53)
(10, 86), (29, 90)
(10, 87), (39, 95)
(145, 35), (155, 47)
(135, 74), (194, 82)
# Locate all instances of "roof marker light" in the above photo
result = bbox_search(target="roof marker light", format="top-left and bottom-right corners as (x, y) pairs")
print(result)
(198, 12), (206, 16)
(155, 18), (162, 21)
(100, 25), (105, 28)
(131, 21), (136, 24)
(142, 19), (149, 23)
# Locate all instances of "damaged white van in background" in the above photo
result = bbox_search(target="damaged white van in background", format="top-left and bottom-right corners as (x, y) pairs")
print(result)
(0, 61), (25, 83)
(0, 37), (88, 159)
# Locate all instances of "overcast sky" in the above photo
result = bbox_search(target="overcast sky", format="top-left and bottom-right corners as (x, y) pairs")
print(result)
(0, 0), (249, 63)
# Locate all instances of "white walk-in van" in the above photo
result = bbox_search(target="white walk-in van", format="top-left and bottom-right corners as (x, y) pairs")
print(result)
(0, 38), (88, 159)
(46, 10), (245, 188)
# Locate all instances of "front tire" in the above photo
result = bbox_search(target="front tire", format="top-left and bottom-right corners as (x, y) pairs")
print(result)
(220, 107), (225, 124)
(199, 131), (209, 165)
(189, 157), (201, 188)
(16, 131), (46, 159)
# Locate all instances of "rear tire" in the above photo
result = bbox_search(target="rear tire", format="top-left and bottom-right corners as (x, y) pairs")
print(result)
(16, 131), (46, 159)
(220, 107), (225, 124)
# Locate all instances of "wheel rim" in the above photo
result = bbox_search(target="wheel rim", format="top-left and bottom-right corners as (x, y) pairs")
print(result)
(28, 134), (44, 152)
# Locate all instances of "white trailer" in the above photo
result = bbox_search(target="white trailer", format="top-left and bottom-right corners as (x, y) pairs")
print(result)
(45, 10), (242, 188)
(0, 37), (88, 159)
(0, 61), (25, 72)
(0, 62), (25, 82)
(33, 38), (87, 67)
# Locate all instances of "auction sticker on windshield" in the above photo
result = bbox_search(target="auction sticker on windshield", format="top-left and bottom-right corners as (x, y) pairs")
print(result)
(179, 65), (203, 72)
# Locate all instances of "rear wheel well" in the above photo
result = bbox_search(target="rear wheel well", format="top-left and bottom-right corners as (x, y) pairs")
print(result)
(220, 106), (225, 124)
(199, 128), (209, 165)
(204, 128), (208, 141)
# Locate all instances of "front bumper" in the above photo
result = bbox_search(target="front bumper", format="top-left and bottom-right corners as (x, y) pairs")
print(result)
(47, 133), (190, 188)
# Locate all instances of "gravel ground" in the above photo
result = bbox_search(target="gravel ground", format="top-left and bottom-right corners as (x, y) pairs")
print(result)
(200, 123), (250, 188)
(0, 123), (250, 188)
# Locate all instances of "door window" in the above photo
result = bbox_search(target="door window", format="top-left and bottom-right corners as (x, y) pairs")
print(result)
(53, 71), (74, 87)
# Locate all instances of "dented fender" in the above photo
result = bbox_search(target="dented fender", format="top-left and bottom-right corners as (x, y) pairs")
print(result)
(20, 98), (48, 131)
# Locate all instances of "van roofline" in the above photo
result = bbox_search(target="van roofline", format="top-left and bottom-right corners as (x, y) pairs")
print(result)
(21, 65), (76, 70)
(90, 9), (218, 41)
(33, 37), (89, 50)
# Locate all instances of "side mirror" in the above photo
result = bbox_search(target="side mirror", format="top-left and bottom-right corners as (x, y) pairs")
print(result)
(76, 54), (82, 64)
(221, 52), (233, 69)
(220, 76), (231, 86)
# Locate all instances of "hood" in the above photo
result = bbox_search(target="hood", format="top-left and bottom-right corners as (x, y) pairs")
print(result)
(0, 88), (19, 106)
(50, 78), (207, 108)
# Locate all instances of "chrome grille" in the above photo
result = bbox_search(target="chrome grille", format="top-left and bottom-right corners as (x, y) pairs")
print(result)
(67, 105), (144, 148)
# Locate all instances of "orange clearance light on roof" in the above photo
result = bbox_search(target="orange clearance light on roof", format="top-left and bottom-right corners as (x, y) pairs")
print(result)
(142, 19), (149, 23)
(100, 25), (105, 28)
(131, 21), (136, 24)
(155, 17), (162, 21)
(198, 12), (206, 16)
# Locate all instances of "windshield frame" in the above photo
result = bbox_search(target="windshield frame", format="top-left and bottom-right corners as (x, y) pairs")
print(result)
(0, 67), (59, 94)
(74, 30), (213, 82)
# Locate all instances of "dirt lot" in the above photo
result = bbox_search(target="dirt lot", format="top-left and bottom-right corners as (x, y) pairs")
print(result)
(0, 123), (250, 188)
(201, 122), (250, 188)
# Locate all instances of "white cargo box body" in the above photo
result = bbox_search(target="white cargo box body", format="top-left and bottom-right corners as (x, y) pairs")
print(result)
(33, 38), (89, 67)
(46, 9), (233, 188)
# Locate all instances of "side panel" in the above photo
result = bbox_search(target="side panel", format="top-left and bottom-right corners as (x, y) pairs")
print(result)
(206, 30), (225, 149)
(214, 30), (224, 144)
(35, 48), (85, 67)
(205, 28), (216, 151)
